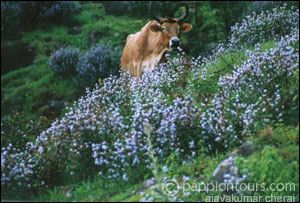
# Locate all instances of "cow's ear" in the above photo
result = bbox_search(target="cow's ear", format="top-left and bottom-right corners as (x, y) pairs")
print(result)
(150, 23), (162, 32)
(180, 23), (192, 33)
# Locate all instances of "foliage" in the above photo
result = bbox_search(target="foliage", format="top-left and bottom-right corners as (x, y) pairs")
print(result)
(229, 4), (299, 48)
(186, 1), (251, 57)
(48, 42), (122, 89)
(1, 112), (51, 150)
(236, 126), (299, 202)
(258, 125), (299, 146)
(245, 1), (299, 16)
(101, 1), (177, 17)
(76, 42), (122, 88)
(35, 177), (142, 202)
(140, 126), (299, 202)
(19, 1), (78, 27)
(210, 1), (250, 39)
(187, 2), (299, 57)
(49, 46), (81, 76)
(1, 1), (21, 37)
(1, 1), (78, 38)
(1, 63), (80, 117)
(199, 29), (299, 147)
(1, 2), (299, 202)
(187, 1), (225, 56)
(102, 1), (136, 16)
(1, 5), (142, 190)
(2, 27), (299, 199)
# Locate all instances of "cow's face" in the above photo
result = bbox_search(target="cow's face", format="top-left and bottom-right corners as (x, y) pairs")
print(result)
(150, 3), (192, 50)
(150, 19), (192, 49)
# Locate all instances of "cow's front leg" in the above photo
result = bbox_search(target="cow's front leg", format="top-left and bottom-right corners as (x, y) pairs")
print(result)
(134, 61), (142, 78)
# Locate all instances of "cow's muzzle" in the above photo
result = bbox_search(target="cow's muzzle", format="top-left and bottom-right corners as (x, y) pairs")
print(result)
(170, 38), (181, 49)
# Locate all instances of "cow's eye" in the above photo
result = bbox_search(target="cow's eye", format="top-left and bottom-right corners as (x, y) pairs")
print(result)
(162, 27), (166, 32)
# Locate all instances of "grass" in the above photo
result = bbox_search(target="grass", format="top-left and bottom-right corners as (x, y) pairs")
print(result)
(36, 179), (143, 202)
(1, 1), (148, 145)
(1, 63), (80, 118)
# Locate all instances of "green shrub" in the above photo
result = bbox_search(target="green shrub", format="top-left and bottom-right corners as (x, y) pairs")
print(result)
(49, 46), (81, 76)
(236, 143), (299, 201)
(229, 4), (299, 48)
(1, 1), (78, 37)
(1, 2), (21, 37)
(76, 42), (122, 88)
(259, 125), (299, 146)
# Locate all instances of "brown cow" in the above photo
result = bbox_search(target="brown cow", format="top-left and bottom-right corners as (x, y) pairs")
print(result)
(121, 4), (192, 77)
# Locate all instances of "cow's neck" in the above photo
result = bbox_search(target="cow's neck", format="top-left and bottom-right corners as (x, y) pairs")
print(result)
(148, 29), (169, 66)
(138, 22), (171, 73)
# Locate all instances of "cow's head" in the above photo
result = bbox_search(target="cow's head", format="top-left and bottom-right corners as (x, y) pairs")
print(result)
(150, 4), (192, 50)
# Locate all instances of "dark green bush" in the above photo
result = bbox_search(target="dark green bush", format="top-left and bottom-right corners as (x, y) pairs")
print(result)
(76, 42), (122, 88)
(1, 1), (78, 37)
(49, 46), (81, 76)
(236, 143), (299, 201)
(1, 1), (21, 37)
(102, 1), (181, 18)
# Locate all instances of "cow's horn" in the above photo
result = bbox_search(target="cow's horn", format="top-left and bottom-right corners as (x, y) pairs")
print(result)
(177, 3), (189, 24)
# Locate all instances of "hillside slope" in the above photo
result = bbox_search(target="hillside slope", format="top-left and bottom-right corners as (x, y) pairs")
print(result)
(1, 3), (299, 202)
